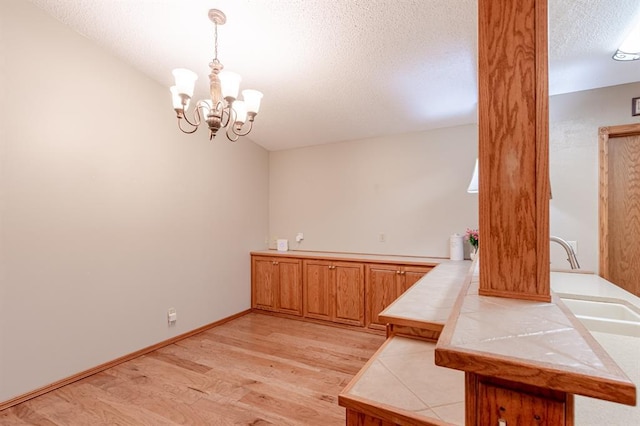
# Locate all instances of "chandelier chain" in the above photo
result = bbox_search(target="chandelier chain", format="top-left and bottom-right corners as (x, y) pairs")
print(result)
(214, 21), (219, 61)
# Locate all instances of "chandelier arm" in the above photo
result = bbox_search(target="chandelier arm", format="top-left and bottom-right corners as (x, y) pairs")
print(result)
(225, 125), (241, 142)
(177, 118), (199, 134)
(229, 120), (254, 137)
(223, 105), (239, 141)
(219, 103), (232, 128)
(181, 107), (202, 127)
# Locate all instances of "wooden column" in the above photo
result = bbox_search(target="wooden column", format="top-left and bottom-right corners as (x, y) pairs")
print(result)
(478, 0), (550, 301)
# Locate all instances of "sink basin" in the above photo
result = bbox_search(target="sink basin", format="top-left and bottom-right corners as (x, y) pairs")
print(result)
(561, 298), (640, 337)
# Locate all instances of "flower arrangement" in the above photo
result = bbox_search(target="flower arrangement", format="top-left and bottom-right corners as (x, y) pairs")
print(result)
(465, 228), (479, 250)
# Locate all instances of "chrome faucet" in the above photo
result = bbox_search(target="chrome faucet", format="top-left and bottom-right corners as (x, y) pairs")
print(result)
(550, 236), (580, 269)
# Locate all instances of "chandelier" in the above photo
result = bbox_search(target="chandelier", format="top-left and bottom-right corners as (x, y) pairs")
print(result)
(170, 9), (263, 141)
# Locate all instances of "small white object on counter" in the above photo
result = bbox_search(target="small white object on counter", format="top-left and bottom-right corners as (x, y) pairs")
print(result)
(276, 239), (288, 252)
(450, 234), (464, 261)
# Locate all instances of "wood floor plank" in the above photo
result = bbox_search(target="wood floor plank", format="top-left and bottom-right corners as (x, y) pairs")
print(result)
(189, 396), (281, 425)
(173, 335), (355, 395)
(86, 370), (213, 424)
(1, 313), (384, 425)
(61, 382), (178, 426)
(200, 362), (346, 422)
(192, 326), (373, 376)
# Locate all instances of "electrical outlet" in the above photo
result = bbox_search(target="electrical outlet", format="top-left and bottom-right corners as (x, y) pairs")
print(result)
(379, 233), (386, 243)
(167, 307), (177, 325)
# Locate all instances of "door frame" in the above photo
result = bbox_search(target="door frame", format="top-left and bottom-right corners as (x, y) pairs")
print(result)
(598, 123), (640, 279)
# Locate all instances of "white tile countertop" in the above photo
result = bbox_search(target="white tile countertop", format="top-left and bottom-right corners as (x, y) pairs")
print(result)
(551, 271), (640, 308)
(340, 336), (465, 425)
(340, 262), (638, 425)
(378, 260), (472, 332)
(339, 260), (469, 425)
(551, 271), (640, 425)
(436, 263), (636, 406)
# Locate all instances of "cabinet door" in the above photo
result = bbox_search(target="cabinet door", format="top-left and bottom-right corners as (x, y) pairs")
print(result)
(253, 257), (276, 311)
(276, 258), (302, 316)
(400, 265), (433, 294)
(304, 260), (332, 321)
(366, 264), (400, 328)
(334, 262), (365, 326)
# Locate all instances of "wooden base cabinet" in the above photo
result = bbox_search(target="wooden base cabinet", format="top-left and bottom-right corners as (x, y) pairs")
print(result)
(468, 374), (573, 426)
(366, 264), (432, 329)
(252, 256), (302, 316)
(303, 260), (365, 326)
(251, 252), (435, 329)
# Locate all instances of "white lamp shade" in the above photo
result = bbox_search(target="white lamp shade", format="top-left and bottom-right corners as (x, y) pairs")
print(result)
(467, 159), (479, 193)
(172, 68), (198, 98)
(242, 89), (263, 114)
(233, 100), (248, 124)
(619, 19), (640, 54)
(219, 71), (241, 100)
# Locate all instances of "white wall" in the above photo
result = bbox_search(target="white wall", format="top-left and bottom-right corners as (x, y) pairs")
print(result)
(549, 82), (640, 272)
(0, 0), (269, 402)
(269, 125), (479, 257)
(269, 82), (640, 272)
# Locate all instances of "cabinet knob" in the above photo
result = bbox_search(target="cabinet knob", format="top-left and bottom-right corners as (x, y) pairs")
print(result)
(396, 271), (400, 275)
(401, 271), (406, 275)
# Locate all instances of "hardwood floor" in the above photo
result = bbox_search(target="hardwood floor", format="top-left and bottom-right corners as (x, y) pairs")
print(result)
(0, 313), (385, 425)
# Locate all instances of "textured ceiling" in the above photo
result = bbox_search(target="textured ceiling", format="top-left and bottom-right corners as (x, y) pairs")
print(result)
(28, 0), (640, 151)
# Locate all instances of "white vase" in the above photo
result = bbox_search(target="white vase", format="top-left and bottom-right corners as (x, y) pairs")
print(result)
(470, 247), (478, 260)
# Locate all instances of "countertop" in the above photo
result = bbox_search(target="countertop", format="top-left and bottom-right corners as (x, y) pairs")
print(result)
(378, 260), (472, 333)
(340, 260), (638, 426)
(250, 249), (444, 266)
(339, 260), (468, 425)
(435, 263), (636, 406)
(339, 336), (465, 425)
(551, 271), (640, 308)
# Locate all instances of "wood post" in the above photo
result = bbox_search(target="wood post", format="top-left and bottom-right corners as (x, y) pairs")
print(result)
(478, 0), (550, 301)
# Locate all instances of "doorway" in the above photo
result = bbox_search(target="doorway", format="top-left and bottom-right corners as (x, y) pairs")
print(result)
(599, 124), (640, 296)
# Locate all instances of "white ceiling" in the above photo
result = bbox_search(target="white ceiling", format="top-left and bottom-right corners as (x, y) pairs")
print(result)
(29, 0), (640, 151)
